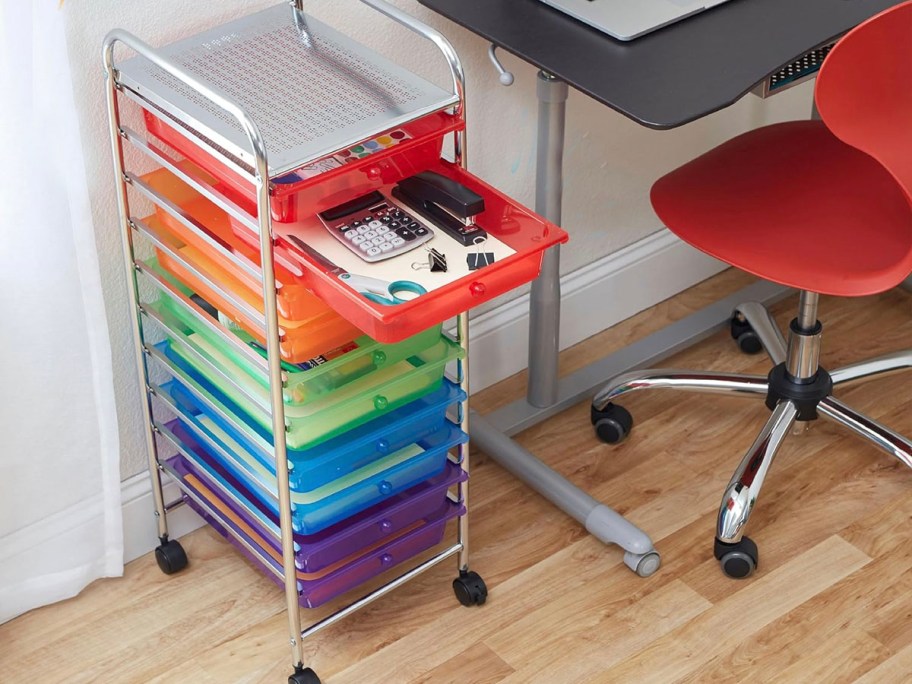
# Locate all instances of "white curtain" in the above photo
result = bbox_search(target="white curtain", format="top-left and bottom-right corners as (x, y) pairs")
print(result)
(0, 2), (123, 622)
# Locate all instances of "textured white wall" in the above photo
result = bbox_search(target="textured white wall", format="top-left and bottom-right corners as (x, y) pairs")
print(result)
(61, 1), (816, 480)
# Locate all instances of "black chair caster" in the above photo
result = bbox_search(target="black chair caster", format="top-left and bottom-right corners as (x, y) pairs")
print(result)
(591, 402), (633, 444)
(453, 570), (487, 606)
(730, 314), (763, 355)
(288, 666), (321, 684)
(155, 538), (188, 575)
(714, 536), (758, 579)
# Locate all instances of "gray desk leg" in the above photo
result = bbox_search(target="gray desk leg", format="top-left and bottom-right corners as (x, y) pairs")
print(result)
(478, 71), (661, 577)
(527, 72), (567, 408)
(902, 275), (912, 293)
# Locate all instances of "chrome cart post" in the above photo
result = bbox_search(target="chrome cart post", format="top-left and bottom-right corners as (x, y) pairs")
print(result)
(103, 30), (305, 670)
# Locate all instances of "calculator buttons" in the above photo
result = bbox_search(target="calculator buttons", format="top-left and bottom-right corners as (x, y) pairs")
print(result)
(317, 192), (434, 262)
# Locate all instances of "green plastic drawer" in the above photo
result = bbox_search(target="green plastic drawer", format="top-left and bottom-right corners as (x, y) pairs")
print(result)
(161, 333), (462, 451)
(145, 262), (442, 407)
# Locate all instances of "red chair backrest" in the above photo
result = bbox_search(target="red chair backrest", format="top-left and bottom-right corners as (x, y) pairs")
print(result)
(815, 0), (912, 199)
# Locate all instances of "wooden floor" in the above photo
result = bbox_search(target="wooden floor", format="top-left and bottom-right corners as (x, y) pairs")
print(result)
(4, 271), (912, 683)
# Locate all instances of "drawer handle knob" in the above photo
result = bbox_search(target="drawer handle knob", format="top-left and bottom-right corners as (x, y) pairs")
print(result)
(374, 395), (389, 410)
(378, 480), (393, 495)
(380, 553), (394, 566)
(470, 281), (486, 297)
(379, 519), (393, 533)
(376, 438), (390, 453)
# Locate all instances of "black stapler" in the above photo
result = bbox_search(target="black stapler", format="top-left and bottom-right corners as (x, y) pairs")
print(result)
(393, 171), (487, 246)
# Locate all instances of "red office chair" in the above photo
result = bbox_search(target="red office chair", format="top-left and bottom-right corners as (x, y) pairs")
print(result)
(592, 1), (912, 579)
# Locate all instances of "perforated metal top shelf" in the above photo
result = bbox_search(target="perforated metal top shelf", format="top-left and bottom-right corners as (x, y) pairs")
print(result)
(117, 3), (459, 178)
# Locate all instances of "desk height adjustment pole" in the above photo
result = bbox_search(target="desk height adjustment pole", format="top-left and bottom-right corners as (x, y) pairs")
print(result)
(528, 72), (569, 408)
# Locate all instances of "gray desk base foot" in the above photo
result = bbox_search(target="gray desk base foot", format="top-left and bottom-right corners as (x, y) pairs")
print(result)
(902, 276), (912, 293)
(470, 411), (661, 576)
(473, 279), (790, 576)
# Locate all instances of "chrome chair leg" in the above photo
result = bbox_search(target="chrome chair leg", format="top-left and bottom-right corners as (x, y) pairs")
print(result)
(830, 350), (912, 387)
(818, 395), (912, 469)
(733, 301), (788, 365)
(717, 400), (799, 544)
(592, 369), (768, 412)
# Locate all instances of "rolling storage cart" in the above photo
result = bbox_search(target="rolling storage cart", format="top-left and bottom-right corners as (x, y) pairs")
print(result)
(104, 2), (567, 681)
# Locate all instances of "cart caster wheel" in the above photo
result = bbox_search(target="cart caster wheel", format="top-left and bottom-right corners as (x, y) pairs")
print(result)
(730, 315), (762, 355)
(623, 550), (662, 577)
(714, 536), (758, 579)
(155, 539), (188, 575)
(591, 403), (633, 445)
(288, 667), (321, 684)
(453, 570), (487, 606)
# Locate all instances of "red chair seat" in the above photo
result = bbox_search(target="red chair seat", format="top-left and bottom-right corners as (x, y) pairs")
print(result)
(651, 120), (912, 296)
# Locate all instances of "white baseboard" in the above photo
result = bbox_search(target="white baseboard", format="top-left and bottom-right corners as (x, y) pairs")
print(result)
(121, 229), (726, 562)
(121, 471), (204, 564)
(464, 229), (727, 393)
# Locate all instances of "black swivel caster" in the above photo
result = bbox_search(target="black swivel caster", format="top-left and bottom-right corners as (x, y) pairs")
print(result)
(453, 570), (488, 606)
(591, 402), (633, 445)
(730, 314), (763, 355)
(714, 536), (758, 579)
(154, 538), (188, 575)
(288, 666), (321, 684)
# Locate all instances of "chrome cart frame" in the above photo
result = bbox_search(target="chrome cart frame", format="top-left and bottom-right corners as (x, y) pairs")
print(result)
(103, 2), (479, 680)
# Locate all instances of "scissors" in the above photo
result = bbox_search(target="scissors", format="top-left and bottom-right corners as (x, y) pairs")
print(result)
(338, 273), (427, 306)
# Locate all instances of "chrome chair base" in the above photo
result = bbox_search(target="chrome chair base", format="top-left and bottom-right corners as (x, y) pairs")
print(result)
(592, 298), (912, 578)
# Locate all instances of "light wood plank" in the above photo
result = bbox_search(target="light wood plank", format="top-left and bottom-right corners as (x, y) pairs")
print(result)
(492, 580), (712, 682)
(854, 642), (912, 684)
(413, 642), (514, 684)
(774, 629), (892, 684)
(585, 536), (871, 683)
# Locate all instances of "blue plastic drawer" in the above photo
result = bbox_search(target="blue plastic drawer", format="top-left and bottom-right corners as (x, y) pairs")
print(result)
(159, 414), (467, 535)
(159, 377), (465, 492)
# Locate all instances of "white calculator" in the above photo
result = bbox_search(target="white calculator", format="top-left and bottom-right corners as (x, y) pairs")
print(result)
(317, 190), (434, 262)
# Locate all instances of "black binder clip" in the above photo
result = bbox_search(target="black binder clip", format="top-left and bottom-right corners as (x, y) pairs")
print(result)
(412, 246), (448, 273)
(466, 236), (495, 271)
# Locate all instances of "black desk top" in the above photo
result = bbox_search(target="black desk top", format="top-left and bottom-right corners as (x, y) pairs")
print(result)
(417, 0), (901, 129)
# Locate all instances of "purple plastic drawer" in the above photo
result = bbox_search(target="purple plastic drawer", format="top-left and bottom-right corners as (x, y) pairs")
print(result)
(167, 450), (466, 573)
(174, 456), (463, 608)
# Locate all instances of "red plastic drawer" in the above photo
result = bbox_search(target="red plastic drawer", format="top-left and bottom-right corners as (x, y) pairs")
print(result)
(275, 159), (569, 343)
(143, 108), (463, 222)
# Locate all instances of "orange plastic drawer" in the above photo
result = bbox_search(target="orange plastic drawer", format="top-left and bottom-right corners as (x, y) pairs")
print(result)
(144, 214), (361, 364)
(142, 166), (317, 322)
(143, 109), (463, 222)
(276, 159), (569, 343)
